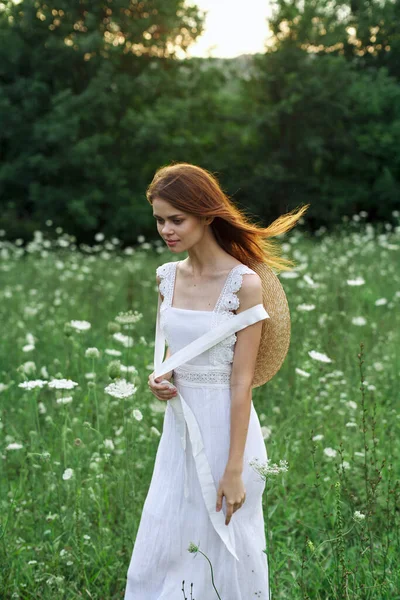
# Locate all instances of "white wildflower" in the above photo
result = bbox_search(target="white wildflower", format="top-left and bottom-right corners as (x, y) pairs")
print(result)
(70, 320), (91, 331)
(261, 426), (272, 440)
(105, 349), (122, 357)
(115, 310), (143, 325)
(303, 274), (317, 287)
(103, 439), (115, 450)
(295, 368), (310, 378)
(297, 304), (316, 311)
(249, 457), (289, 480)
(375, 298), (387, 306)
(280, 271), (300, 279)
(352, 316), (367, 326)
(120, 364), (138, 375)
(85, 347), (100, 359)
(6, 442), (24, 450)
(112, 332), (134, 348)
(104, 378), (137, 399)
(18, 379), (47, 390)
(347, 277), (365, 286)
(323, 447), (337, 458)
(354, 510), (366, 522)
(308, 350), (332, 363)
(48, 378), (79, 390)
(373, 362), (384, 371)
(40, 366), (49, 379)
(62, 468), (74, 481)
(133, 408), (143, 421)
(22, 344), (35, 352)
(56, 396), (73, 405)
(312, 434), (324, 441)
(22, 361), (36, 375)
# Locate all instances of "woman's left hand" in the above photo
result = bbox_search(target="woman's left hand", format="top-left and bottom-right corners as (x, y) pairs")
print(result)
(216, 470), (246, 526)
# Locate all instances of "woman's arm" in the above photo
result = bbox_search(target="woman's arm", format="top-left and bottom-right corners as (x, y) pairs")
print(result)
(225, 273), (264, 475)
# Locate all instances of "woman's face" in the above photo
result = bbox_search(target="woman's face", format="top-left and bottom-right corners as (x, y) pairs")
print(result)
(152, 197), (211, 252)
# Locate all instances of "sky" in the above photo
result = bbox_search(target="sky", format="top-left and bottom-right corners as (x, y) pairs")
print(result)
(182, 0), (273, 59)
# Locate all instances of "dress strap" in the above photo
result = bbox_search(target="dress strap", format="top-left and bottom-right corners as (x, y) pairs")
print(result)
(209, 264), (257, 365)
(214, 264), (258, 314)
(156, 261), (178, 309)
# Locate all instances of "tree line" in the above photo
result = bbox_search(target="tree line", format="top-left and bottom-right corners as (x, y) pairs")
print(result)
(0, 0), (399, 244)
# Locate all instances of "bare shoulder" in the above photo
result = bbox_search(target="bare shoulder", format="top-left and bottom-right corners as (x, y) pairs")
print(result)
(236, 271), (263, 312)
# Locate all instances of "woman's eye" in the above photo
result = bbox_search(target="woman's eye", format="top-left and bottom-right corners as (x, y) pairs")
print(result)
(156, 219), (182, 225)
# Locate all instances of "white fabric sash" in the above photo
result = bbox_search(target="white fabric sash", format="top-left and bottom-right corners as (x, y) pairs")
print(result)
(153, 296), (270, 561)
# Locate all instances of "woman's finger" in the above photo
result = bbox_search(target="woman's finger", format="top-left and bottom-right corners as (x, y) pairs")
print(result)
(148, 382), (173, 394)
(225, 503), (234, 525)
(148, 375), (176, 393)
(149, 375), (171, 390)
(148, 383), (177, 401)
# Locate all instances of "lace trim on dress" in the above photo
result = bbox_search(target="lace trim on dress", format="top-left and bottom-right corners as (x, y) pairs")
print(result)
(156, 262), (176, 310)
(156, 262), (176, 331)
(156, 261), (258, 367)
(173, 365), (231, 387)
(210, 264), (257, 366)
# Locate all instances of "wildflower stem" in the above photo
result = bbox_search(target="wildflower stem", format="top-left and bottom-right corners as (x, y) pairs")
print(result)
(33, 389), (41, 436)
(197, 549), (221, 599)
(92, 358), (100, 433)
(264, 483), (272, 600)
(358, 343), (376, 581)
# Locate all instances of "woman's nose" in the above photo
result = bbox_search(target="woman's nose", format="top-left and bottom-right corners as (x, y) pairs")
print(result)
(162, 223), (174, 235)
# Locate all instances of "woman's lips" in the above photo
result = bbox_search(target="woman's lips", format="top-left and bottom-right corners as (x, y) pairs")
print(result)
(166, 240), (179, 246)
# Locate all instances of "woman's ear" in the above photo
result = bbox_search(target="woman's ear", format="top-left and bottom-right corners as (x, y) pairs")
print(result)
(205, 216), (214, 226)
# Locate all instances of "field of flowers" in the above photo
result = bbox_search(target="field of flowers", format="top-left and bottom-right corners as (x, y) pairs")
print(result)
(1, 214), (399, 599)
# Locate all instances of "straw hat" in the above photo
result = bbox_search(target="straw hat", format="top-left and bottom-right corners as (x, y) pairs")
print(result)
(246, 259), (291, 388)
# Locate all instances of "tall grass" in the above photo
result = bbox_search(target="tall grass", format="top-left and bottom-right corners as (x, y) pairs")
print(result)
(0, 214), (399, 598)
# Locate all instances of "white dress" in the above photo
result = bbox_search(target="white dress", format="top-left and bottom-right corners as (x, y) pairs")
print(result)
(124, 260), (270, 599)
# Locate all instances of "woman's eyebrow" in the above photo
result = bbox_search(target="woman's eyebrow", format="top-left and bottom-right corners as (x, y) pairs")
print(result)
(153, 213), (184, 218)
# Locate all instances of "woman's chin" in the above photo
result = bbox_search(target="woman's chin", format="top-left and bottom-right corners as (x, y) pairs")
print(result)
(167, 243), (183, 252)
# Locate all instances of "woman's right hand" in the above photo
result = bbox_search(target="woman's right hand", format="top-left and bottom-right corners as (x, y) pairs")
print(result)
(148, 371), (178, 402)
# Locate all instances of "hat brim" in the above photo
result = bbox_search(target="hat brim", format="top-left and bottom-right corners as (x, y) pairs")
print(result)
(246, 260), (291, 388)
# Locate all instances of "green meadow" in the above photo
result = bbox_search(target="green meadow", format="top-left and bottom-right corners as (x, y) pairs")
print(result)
(1, 217), (399, 599)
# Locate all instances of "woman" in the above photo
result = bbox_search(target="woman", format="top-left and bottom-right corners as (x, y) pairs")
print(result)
(124, 162), (308, 599)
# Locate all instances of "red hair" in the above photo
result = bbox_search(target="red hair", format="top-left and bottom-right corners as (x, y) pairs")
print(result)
(147, 162), (310, 272)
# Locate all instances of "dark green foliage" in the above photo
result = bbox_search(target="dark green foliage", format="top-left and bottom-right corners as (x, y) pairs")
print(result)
(0, 0), (399, 244)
